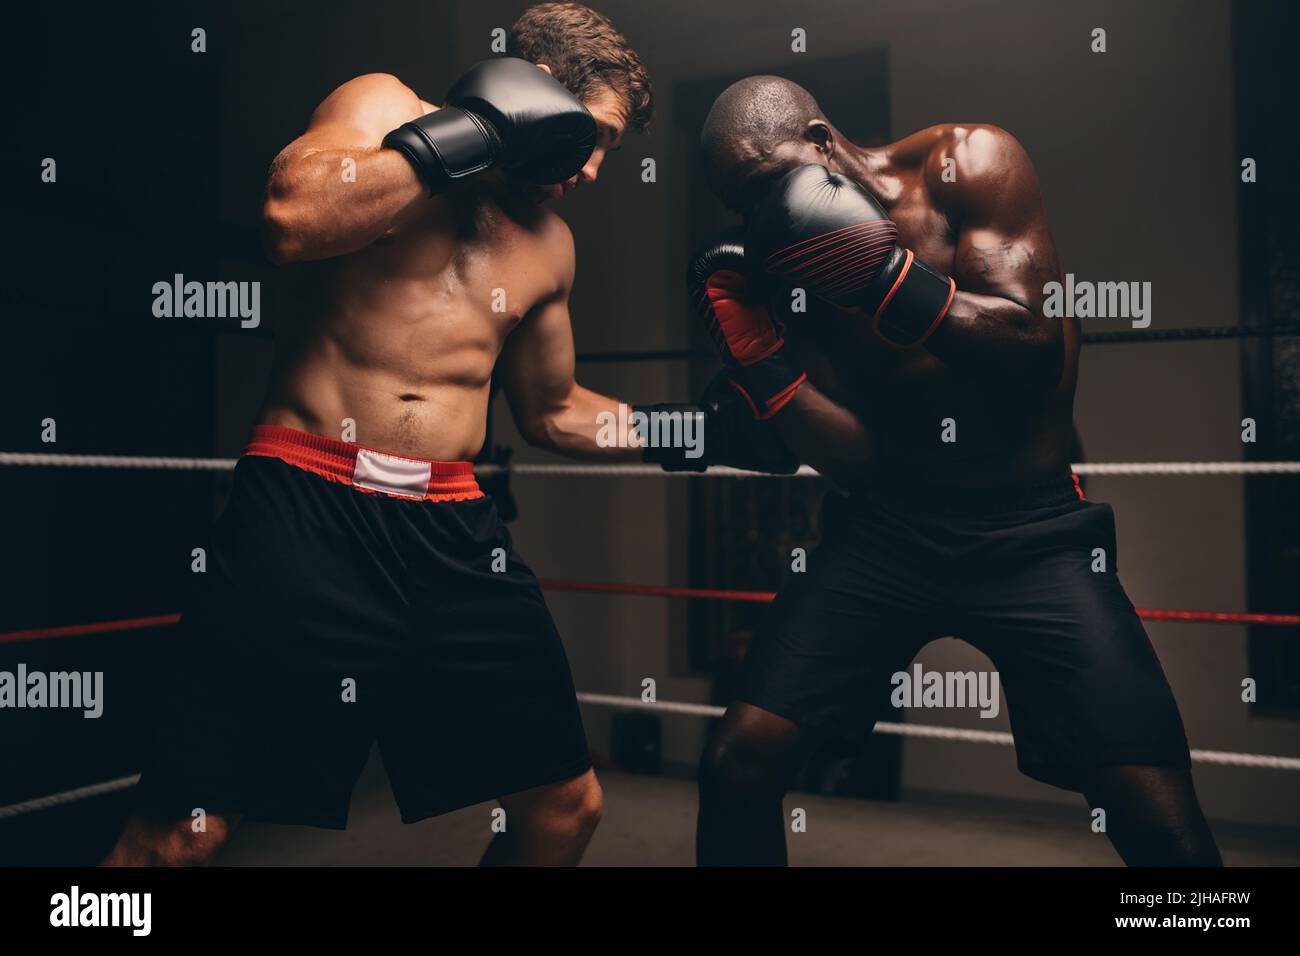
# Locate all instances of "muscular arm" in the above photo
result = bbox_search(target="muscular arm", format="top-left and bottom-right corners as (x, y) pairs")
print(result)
(924, 127), (1066, 393)
(497, 225), (641, 460)
(261, 73), (431, 264)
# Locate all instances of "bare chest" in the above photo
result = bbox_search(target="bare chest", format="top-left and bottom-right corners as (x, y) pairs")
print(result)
(369, 201), (557, 329)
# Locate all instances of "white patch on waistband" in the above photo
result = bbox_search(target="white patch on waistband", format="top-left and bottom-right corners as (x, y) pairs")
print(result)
(352, 448), (431, 499)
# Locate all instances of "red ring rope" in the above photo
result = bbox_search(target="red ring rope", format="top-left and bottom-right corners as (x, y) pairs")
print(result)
(540, 579), (777, 604)
(0, 614), (180, 645)
(537, 580), (1300, 627)
(0, 583), (1296, 646)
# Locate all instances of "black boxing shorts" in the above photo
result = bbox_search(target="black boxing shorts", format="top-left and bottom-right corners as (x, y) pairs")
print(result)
(736, 474), (1191, 791)
(134, 425), (591, 828)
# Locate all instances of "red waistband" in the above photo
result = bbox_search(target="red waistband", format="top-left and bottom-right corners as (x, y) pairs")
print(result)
(245, 425), (483, 502)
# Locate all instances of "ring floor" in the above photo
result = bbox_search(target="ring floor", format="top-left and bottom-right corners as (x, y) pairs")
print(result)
(211, 749), (1300, 866)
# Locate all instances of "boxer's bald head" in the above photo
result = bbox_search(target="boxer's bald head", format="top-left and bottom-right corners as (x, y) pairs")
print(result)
(700, 76), (832, 212)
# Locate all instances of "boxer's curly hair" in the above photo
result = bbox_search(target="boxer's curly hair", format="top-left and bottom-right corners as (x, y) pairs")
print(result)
(507, 3), (653, 131)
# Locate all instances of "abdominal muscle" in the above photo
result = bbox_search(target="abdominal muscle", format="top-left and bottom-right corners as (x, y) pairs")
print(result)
(258, 239), (518, 463)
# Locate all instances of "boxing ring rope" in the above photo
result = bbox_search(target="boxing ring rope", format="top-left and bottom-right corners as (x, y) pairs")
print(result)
(0, 614), (182, 646)
(4, 450), (1300, 477)
(497, 462), (1300, 478)
(572, 693), (1300, 771)
(537, 579), (1300, 627)
(0, 776), (142, 821)
(3, 577), (1298, 647)
(3, 685), (1298, 821)
(572, 320), (1300, 364)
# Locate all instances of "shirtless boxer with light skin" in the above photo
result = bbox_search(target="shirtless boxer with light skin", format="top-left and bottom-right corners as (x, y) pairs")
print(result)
(103, 4), (778, 868)
(690, 76), (1221, 866)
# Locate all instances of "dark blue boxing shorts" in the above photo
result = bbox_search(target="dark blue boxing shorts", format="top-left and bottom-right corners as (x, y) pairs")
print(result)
(737, 475), (1190, 791)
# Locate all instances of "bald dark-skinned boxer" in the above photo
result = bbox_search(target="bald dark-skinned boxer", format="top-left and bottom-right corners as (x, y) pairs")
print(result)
(692, 76), (1220, 867)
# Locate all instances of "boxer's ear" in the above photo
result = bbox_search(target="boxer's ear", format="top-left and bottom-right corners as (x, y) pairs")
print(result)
(806, 120), (834, 157)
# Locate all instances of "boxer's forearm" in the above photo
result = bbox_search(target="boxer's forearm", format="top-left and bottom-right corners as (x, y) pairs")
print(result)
(771, 383), (875, 488)
(919, 291), (1064, 395)
(516, 384), (643, 461)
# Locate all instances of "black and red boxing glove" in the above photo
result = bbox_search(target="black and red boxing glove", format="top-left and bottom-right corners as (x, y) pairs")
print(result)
(687, 230), (807, 419)
(745, 164), (956, 349)
(383, 57), (596, 194)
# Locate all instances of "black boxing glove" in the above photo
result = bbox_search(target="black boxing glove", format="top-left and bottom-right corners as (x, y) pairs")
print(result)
(745, 164), (956, 349)
(687, 230), (807, 419)
(383, 57), (597, 193)
(638, 372), (800, 474)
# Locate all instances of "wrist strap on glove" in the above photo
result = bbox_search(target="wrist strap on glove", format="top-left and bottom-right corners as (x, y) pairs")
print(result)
(634, 403), (708, 472)
(383, 108), (501, 194)
(860, 247), (957, 349)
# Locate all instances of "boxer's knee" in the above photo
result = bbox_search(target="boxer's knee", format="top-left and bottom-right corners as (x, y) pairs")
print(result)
(699, 729), (786, 802)
(505, 769), (603, 844)
(699, 702), (810, 803)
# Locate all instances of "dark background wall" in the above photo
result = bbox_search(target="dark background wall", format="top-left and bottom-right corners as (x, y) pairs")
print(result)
(4, 0), (1298, 838)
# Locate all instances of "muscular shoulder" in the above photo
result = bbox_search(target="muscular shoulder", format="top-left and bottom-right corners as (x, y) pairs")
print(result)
(916, 124), (1040, 215)
(307, 73), (427, 143)
(530, 208), (577, 294)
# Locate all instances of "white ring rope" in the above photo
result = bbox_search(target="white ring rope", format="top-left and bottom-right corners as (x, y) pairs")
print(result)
(5, 694), (1294, 819)
(2, 451), (1298, 477)
(0, 452), (239, 471)
(575, 693), (1300, 770)
(0, 774), (140, 820)
(503, 461), (1300, 477)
